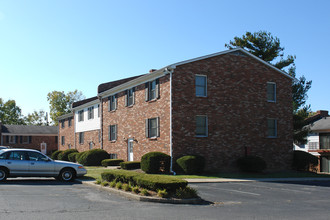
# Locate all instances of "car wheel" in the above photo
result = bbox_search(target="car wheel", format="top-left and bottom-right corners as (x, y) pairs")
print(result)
(0, 168), (8, 182)
(59, 168), (75, 182)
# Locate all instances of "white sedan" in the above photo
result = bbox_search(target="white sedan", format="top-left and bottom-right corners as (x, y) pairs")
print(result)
(0, 149), (87, 182)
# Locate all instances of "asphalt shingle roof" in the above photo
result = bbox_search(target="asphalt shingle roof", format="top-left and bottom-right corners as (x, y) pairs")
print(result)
(310, 117), (330, 131)
(1, 124), (58, 135)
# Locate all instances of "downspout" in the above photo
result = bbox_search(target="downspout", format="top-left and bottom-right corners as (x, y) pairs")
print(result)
(165, 67), (176, 175)
(98, 95), (103, 149)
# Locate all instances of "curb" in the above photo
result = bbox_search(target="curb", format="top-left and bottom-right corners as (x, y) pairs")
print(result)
(77, 180), (203, 205)
(184, 177), (330, 183)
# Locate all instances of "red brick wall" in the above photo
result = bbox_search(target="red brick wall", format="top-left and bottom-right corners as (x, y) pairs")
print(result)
(102, 75), (171, 161)
(3, 135), (58, 156)
(75, 129), (101, 152)
(171, 52), (293, 171)
(59, 118), (75, 151)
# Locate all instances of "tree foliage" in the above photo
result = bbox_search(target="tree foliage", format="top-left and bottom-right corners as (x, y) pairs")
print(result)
(226, 31), (312, 144)
(24, 110), (48, 126)
(0, 98), (25, 125)
(47, 90), (84, 125)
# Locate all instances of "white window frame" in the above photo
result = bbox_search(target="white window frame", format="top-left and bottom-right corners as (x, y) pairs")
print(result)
(79, 132), (84, 144)
(195, 75), (207, 97)
(267, 82), (276, 102)
(109, 124), (117, 141)
(78, 110), (84, 122)
(9, 136), (16, 144)
(267, 118), (277, 138)
(196, 115), (208, 137)
(61, 136), (65, 146)
(88, 106), (94, 120)
(126, 88), (135, 107)
(146, 117), (160, 138)
(109, 95), (117, 111)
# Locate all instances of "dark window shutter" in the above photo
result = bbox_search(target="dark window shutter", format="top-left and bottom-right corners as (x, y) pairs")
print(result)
(132, 87), (135, 105)
(145, 119), (149, 138)
(6, 136), (9, 143)
(115, 94), (117, 110)
(125, 90), (128, 106)
(157, 117), (160, 137)
(29, 136), (32, 144)
(15, 136), (18, 144)
(20, 136), (23, 144)
(115, 124), (117, 140)
(108, 125), (111, 141)
(145, 82), (149, 101)
(156, 79), (160, 99)
(108, 97), (111, 111)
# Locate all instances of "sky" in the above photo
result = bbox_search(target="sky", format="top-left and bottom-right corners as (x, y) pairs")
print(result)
(0, 0), (329, 121)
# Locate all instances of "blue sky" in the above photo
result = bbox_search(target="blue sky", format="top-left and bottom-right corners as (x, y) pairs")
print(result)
(0, 0), (329, 120)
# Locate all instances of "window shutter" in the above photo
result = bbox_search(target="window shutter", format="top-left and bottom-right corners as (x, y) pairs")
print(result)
(145, 119), (149, 138)
(115, 124), (117, 140)
(20, 136), (23, 144)
(145, 82), (149, 101)
(115, 94), (117, 110)
(15, 136), (18, 144)
(82, 133), (84, 144)
(6, 136), (9, 143)
(156, 79), (160, 99)
(132, 87), (135, 105)
(125, 90), (128, 106)
(108, 97), (111, 111)
(157, 117), (160, 137)
(108, 125), (111, 141)
(29, 136), (32, 144)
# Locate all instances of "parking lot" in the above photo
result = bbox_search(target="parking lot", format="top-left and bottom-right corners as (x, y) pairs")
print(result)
(1, 178), (330, 220)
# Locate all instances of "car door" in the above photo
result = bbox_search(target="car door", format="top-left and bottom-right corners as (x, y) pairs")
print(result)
(26, 151), (55, 176)
(5, 151), (30, 176)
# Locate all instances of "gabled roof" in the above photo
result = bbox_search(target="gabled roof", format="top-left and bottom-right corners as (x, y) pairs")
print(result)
(98, 74), (146, 94)
(309, 117), (330, 131)
(1, 124), (58, 135)
(72, 96), (98, 108)
(57, 113), (74, 121)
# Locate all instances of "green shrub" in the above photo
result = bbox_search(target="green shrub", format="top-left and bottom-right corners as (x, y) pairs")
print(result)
(132, 186), (140, 194)
(76, 151), (86, 163)
(95, 179), (102, 185)
(101, 169), (187, 193)
(157, 189), (169, 198)
(141, 152), (171, 174)
(51, 150), (63, 160)
(175, 186), (198, 199)
(101, 159), (124, 167)
(123, 183), (131, 192)
(58, 149), (78, 161)
(293, 150), (318, 171)
(116, 182), (123, 190)
(176, 155), (205, 174)
(120, 161), (141, 170)
(78, 149), (109, 166)
(141, 189), (149, 196)
(101, 181), (109, 187)
(110, 180), (116, 188)
(68, 152), (79, 162)
(237, 155), (267, 173)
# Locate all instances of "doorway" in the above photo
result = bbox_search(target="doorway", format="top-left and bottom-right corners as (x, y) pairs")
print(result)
(127, 138), (134, 161)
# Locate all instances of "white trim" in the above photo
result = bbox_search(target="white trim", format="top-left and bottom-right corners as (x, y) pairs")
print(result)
(72, 99), (100, 111)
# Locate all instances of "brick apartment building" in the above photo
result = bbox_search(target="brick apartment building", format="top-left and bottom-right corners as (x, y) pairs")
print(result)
(0, 123), (58, 155)
(58, 48), (294, 171)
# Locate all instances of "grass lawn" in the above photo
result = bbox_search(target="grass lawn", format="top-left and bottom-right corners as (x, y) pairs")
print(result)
(81, 166), (330, 181)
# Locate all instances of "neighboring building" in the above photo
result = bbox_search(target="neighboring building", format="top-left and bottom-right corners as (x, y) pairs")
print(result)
(58, 113), (75, 151)
(298, 110), (330, 172)
(58, 48), (294, 171)
(0, 123), (58, 155)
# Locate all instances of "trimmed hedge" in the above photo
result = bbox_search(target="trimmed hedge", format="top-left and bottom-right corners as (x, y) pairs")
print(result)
(78, 149), (109, 166)
(51, 150), (63, 160)
(293, 150), (318, 171)
(176, 155), (205, 174)
(120, 161), (141, 170)
(237, 155), (267, 173)
(101, 169), (187, 193)
(101, 159), (124, 167)
(58, 149), (78, 161)
(75, 151), (86, 162)
(68, 152), (79, 162)
(141, 152), (171, 174)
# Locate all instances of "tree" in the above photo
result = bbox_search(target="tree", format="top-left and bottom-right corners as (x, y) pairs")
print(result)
(225, 31), (312, 144)
(47, 90), (84, 125)
(24, 110), (48, 126)
(0, 98), (26, 125)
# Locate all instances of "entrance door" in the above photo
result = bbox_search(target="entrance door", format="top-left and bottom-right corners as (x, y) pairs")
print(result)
(127, 138), (134, 161)
(41, 142), (47, 155)
(321, 156), (330, 173)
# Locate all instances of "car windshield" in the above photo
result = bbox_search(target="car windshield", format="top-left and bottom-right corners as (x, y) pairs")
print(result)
(0, 150), (4, 154)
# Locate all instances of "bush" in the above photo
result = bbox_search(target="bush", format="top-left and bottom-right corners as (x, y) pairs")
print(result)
(141, 189), (149, 196)
(101, 169), (188, 193)
(176, 155), (205, 174)
(132, 186), (140, 194)
(123, 183), (131, 192)
(141, 152), (171, 174)
(115, 182), (123, 190)
(175, 186), (198, 199)
(157, 189), (169, 198)
(237, 155), (267, 173)
(110, 180), (116, 188)
(101, 159), (124, 167)
(76, 151), (86, 163)
(51, 150), (63, 160)
(120, 161), (141, 170)
(78, 149), (109, 166)
(293, 150), (318, 171)
(101, 181), (109, 187)
(68, 152), (79, 162)
(58, 149), (78, 161)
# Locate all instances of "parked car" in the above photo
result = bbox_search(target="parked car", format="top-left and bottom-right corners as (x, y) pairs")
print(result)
(0, 146), (8, 150)
(0, 149), (87, 182)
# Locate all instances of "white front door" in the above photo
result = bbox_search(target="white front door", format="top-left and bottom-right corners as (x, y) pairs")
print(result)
(128, 139), (134, 161)
(40, 142), (47, 155)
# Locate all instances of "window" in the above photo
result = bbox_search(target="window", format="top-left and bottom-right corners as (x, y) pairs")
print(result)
(61, 136), (65, 145)
(146, 117), (159, 138)
(98, 104), (100, 117)
(79, 132), (84, 144)
(8, 136), (16, 144)
(267, 82), (276, 102)
(108, 125), (117, 141)
(78, 110), (84, 122)
(89, 142), (94, 150)
(108, 95), (117, 111)
(27, 151), (48, 161)
(22, 136), (29, 144)
(126, 88), (135, 107)
(320, 133), (330, 149)
(88, 106), (94, 120)
(267, 119), (277, 138)
(61, 120), (65, 128)
(196, 115), (208, 137)
(145, 79), (159, 101)
(195, 75), (207, 97)
(109, 153), (118, 159)
(68, 117), (72, 127)
(8, 151), (27, 160)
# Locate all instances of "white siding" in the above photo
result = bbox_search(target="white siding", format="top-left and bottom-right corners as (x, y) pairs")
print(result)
(305, 133), (320, 150)
(75, 103), (100, 132)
